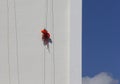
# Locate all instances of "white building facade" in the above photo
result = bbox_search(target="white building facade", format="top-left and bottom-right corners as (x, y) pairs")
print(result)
(0, 0), (81, 84)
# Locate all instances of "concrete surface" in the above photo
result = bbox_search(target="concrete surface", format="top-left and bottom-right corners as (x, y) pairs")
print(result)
(0, 0), (70, 84)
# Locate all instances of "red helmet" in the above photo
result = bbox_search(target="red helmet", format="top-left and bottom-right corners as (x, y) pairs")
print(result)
(41, 29), (50, 38)
(41, 29), (47, 33)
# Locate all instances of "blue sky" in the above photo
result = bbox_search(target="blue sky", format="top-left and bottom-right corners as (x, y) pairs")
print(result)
(82, 0), (120, 81)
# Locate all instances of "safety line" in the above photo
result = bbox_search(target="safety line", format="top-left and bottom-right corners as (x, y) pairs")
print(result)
(44, 0), (55, 84)
(45, 0), (48, 29)
(51, 0), (55, 84)
(13, 0), (20, 84)
(6, 0), (11, 84)
(43, 0), (49, 83)
(43, 47), (46, 84)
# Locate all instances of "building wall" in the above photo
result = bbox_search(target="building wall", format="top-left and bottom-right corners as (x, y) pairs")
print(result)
(70, 0), (82, 84)
(0, 0), (70, 84)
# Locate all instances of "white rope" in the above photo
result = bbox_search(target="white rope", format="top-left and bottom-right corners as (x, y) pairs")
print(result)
(51, 0), (55, 84)
(43, 47), (46, 84)
(44, 0), (55, 84)
(7, 0), (11, 84)
(45, 0), (48, 29)
(43, 0), (49, 83)
(13, 0), (20, 84)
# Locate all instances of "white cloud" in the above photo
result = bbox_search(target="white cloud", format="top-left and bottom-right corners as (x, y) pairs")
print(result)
(82, 72), (119, 84)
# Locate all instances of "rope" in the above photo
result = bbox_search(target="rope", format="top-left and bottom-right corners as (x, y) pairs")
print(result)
(7, 0), (11, 84)
(45, 0), (48, 29)
(51, 0), (55, 84)
(43, 47), (46, 84)
(13, 0), (20, 84)
(43, 0), (49, 83)
(44, 0), (55, 84)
